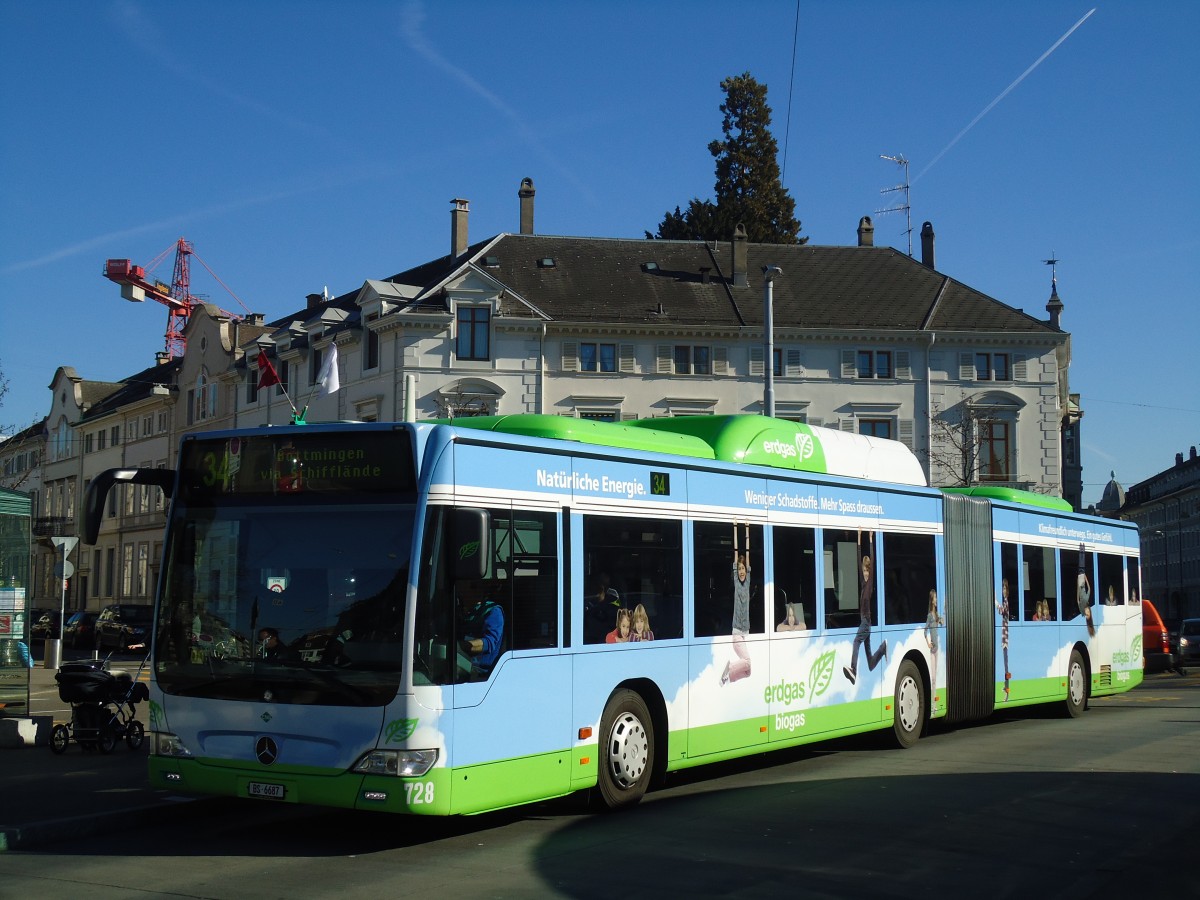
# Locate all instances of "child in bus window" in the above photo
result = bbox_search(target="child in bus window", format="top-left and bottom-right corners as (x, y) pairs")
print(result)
(630, 604), (654, 642)
(925, 590), (944, 697)
(720, 523), (753, 685)
(996, 579), (1011, 700)
(605, 608), (631, 644)
(843, 539), (887, 686)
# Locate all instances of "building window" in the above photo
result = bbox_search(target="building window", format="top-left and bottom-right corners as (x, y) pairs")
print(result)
(111, 425), (121, 446)
(136, 543), (150, 597)
(121, 544), (134, 597)
(978, 419), (1012, 481)
(278, 361), (291, 397)
(456, 307), (491, 360)
(859, 419), (893, 439)
(157, 411), (169, 432)
(364, 318), (380, 371)
(84, 433), (94, 454)
(580, 342), (617, 373)
(975, 352), (1011, 381)
(105, 548), (115, 597)
(579, 410), (618, 422)
(857, 350), (892, 379)
(674, 345), (711, 375)
(309, 346), (323, 385)
(246, 367), (259, 404)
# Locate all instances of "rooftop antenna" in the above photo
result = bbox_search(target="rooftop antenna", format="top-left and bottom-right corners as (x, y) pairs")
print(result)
(877, 154), (912, 257)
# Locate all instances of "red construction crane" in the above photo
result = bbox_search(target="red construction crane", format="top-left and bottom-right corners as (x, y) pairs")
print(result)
(103, 237), (249, 358)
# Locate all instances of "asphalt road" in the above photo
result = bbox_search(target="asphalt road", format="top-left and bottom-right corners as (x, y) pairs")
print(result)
(1, 671), (1196, 899)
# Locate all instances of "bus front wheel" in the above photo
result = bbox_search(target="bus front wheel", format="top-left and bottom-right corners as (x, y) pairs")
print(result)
(596, 689), (654, 810)
(1063, 649), (1088, 718)
(892, 659), (926, 748)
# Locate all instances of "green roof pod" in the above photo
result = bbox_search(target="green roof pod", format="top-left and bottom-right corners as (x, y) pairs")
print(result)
(627, 416), (927, 486)
(940, 485), (1072, 511)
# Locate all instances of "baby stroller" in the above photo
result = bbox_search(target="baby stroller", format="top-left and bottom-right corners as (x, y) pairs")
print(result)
(50, 655), (150, 754)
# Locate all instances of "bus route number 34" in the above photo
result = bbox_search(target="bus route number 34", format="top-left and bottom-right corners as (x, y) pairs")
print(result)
(405, 781), (435, 805)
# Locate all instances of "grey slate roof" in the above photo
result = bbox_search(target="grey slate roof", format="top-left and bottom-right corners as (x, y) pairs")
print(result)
(329, 234), (1060, 336)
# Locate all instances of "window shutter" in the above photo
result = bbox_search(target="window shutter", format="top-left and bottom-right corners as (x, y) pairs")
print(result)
(785, 348), (803, 377)
(959, 352), (975, 380)
(749, 346), (764, 376)
(561, 341), (578, 371)
(899, 418), (915, 450)
(656, 344), (673, 374)
(1013, 354), (1027, 381)
(807, 416), (824, 428)
(713, 346), (728, 375)
(841, 349), (857, 379)
(620, 412), (636, 421)
(840, 418), (855, 433)
(895, 351), (911, 380)
(619, 343), (636, 373)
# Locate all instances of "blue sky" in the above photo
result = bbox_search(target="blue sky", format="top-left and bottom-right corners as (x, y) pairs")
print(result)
(1, 0), (1196, 505)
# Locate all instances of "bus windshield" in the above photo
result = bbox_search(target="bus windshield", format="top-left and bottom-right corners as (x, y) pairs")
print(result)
(154, 430), (417, 706)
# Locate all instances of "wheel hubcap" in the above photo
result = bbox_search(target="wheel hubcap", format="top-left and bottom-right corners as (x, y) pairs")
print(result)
(607, 711), (648, 788)
(1070, 663), (1084, 704)
(897, 676), (920, 732)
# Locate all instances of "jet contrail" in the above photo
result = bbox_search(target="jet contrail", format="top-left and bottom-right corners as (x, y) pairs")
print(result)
(915, 8), (1096, 182)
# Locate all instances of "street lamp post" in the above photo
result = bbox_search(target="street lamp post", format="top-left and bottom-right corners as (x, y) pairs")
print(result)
(762, 266), (782, 418)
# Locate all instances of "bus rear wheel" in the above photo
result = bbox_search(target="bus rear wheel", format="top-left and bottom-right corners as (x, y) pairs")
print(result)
(892, 659), (926, 748)
(596, 689), (654, 810)
(1063, 649), (1087, 718)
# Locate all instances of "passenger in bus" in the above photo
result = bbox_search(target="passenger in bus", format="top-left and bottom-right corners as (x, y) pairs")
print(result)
(1104, 585), (1117, 606)
(776, 596), (805, 632)
(605, 608), (632, 643)
(720, 525), (753, 685)
(842, 550), (887, 686)
(630, 604), (654, 642)
(586, 573), (622, 644)
(258, 627), (298, 662)
(457, 578), (505, 681)
(996, 579), (1012, 701)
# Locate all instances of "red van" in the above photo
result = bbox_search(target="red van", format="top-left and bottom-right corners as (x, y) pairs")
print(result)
(1142, 599), (1174, 673)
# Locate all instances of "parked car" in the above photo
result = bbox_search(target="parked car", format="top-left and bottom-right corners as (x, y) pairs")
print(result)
(1142, 599), (1174, 673)
(1176, 618), (1200, 670)
(63, 611), (98, 649)
(95, 604), (154, 651)
(29, 611), (61, 641)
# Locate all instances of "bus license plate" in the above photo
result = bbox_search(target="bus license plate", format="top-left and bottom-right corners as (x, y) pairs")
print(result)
(248, 781), (285, 800)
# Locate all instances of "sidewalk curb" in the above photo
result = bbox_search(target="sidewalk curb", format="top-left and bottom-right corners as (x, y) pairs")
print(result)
(0, 795), (221, 852)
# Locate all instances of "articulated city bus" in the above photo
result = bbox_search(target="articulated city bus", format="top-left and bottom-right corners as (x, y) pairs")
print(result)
(83, 414), (1143, 814)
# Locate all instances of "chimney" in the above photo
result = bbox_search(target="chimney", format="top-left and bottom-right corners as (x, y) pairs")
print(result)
(732, 223), (748, 288)
(699, 266), (711, 284)
(451, 198), (469, 258)
(920, 221), (936, 269)
(519, 178), (535, 235)
(857, 215), (874, 247)
(306, 293), (323, 310)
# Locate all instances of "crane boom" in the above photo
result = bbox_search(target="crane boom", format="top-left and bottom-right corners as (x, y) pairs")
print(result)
(103, 237), (197, 359)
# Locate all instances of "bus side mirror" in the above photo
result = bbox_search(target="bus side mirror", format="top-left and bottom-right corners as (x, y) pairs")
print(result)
(452, 508), (490, 581)
(83, 467), (176, 544)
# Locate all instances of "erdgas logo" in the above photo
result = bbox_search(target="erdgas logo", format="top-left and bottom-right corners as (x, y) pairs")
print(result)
(761, 433), (815, 462)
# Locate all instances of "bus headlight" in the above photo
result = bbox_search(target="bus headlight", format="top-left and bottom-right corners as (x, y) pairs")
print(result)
(352, 749), (438, 777)
(151, 732), (193, 758)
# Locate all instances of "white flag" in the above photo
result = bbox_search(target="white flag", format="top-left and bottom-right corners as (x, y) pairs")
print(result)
(317, 343), (340, 396)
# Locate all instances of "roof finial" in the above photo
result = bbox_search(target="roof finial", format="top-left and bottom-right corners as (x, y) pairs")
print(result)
(1043, 252), (1060, 296)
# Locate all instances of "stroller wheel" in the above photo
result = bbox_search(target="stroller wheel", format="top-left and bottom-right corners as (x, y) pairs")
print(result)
(126, 720), (145, 750)
(50, 723), (70, 755)
(98, 729), (117, 754)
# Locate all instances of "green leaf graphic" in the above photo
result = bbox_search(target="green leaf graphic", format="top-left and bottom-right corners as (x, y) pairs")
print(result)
(809, 650), (837, 698)
(1130, 635), (1142, 658)
(385, 718), (419, 743)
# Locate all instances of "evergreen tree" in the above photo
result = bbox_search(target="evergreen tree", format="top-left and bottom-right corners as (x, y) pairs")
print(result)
(651, 73), (804, 244)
